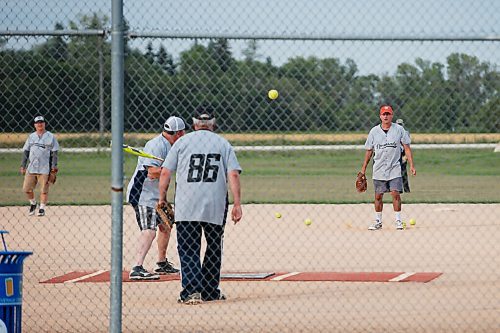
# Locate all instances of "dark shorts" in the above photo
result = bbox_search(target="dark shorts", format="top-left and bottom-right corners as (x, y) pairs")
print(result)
(373, 177), (403, 194)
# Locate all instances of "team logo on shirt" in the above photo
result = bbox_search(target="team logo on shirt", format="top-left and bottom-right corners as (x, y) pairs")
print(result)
(32, 143), (53, 149)
(376, 142), (397, 149)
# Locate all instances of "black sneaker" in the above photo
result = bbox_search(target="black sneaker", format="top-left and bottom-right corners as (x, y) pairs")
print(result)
(154, 260), (180, 274)
(129, 265), (159, 280)
(37, 209), (45, 217)
(177, 292), (203, 305)
(29, 204), (37, 216)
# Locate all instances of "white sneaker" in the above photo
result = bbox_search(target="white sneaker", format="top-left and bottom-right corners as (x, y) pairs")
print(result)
(368, 220), (382, 230)
(395, 220), (404, 230)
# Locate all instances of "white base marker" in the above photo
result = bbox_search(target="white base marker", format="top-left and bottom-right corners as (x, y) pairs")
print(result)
(389, 272), (415, 282)
(271, 272), (300, 281)
(64, 270), (107, 283)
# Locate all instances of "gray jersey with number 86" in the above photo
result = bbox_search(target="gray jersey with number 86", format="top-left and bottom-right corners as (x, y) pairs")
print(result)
(162, 130), (242, 225)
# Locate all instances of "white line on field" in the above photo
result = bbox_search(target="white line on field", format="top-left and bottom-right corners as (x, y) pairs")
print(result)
(271, 272), (300, 281)
(389, 272), (415, 282)
(64, 270), (107, 283)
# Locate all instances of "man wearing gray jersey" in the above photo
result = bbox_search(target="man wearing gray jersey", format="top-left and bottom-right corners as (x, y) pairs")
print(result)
(360, 105), (416, 230)
(159, 105), (242, 305)
(20, 116), (59, 217)
(126, 116), (185, 280)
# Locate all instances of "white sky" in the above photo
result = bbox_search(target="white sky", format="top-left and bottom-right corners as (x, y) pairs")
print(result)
(2, 0), (499, 75)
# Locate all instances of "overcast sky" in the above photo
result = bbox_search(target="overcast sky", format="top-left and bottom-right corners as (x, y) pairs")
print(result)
(2, 0), (499, 74)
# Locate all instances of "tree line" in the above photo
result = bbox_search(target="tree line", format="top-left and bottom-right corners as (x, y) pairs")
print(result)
(1, 15), (498, 133)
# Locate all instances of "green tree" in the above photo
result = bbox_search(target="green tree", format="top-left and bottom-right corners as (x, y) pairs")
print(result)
(156, 44), (177, 75)
(145, 42), (155, 64)
(37, 23), (68, 61)
(208, 38), (233, 72)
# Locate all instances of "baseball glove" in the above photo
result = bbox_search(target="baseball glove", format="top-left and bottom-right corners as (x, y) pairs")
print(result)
(155, 202), (175, 231)
(48, 168), (58, 185)
(355, 172), (367, 193)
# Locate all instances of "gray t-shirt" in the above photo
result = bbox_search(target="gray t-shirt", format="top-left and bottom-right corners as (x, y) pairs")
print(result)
(22, 131), (59, 174)
(162, 130), (242, 225)
(365, 123), (411, 181)
(126, 134), (172, 208)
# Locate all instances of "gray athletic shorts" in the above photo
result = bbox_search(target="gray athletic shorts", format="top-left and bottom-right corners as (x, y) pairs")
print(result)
(373, 177), (403, 194)
(132, 205), (162, 231)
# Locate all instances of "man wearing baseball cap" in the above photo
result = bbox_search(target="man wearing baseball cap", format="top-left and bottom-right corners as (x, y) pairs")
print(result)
(126, 116), (186, 280)
(20, 116), (59, 217)
(360, 105), (416, 230)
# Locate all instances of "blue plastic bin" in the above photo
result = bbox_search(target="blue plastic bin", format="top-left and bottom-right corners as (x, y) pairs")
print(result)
(0, 231), (32, 333)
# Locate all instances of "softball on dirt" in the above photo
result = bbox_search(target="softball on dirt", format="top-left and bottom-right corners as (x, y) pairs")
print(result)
(409, 218), (416, 226)
(304, 218), (312, 226)
(268, 89), (279, 100)
(275, 212), (282, 219)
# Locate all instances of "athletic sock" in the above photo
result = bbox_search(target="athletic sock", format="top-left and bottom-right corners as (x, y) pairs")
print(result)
(40, 203), (46, 210)
(375, 212), (382, 222)
(30, 199), (36, 205)
(395, 212), (401, 221)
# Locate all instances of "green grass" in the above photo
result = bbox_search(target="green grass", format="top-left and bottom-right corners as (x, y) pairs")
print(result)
(1, 149), (499, 205)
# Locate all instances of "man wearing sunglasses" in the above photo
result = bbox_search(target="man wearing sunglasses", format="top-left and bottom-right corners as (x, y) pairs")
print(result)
(360, 105), (416, 230)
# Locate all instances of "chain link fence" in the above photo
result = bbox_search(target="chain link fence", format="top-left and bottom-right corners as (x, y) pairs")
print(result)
(1, 1), (499, 332)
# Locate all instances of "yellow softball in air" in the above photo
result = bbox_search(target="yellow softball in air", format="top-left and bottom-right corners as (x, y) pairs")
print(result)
(275, 212), (282, 219)
(304, 218), (312, 226)
(268, 89), (279, 100)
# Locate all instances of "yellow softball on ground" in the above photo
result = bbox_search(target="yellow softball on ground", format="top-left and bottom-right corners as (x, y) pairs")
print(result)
(275, 212), (282, 219)
(268, 89), (279, 100)
(304, 218), (312, 226)
(409, 218), (416, 226)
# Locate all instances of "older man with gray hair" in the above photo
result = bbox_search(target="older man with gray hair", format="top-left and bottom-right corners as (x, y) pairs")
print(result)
(159, 105), (242, 304)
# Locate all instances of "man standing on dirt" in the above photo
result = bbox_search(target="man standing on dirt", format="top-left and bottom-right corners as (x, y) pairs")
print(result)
(158, 105), (243, 304)
(360, 105), (416, 230)
(126, 116), (185, 280)
(20, 116), (59, 217)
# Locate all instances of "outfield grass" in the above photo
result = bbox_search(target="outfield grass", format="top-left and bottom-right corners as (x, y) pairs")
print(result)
(1, 149), (499, 205)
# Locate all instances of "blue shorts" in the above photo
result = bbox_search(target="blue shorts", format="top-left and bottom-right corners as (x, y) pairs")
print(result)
(373, 177), (403, 194)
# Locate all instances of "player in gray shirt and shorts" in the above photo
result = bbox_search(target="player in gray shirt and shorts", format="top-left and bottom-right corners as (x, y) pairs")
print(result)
(159, 105), (242, 304)
(126, 116), (185, 280)
(360, 105), (416, 230)
(20, 116), (59, 217)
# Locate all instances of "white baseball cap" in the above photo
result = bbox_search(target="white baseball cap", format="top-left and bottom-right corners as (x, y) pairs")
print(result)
(34, 116), (45, 123)
(163, 116), (186, 132)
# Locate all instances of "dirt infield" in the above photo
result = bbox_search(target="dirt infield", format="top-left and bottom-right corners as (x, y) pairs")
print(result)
(1, 203), (499, 332)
